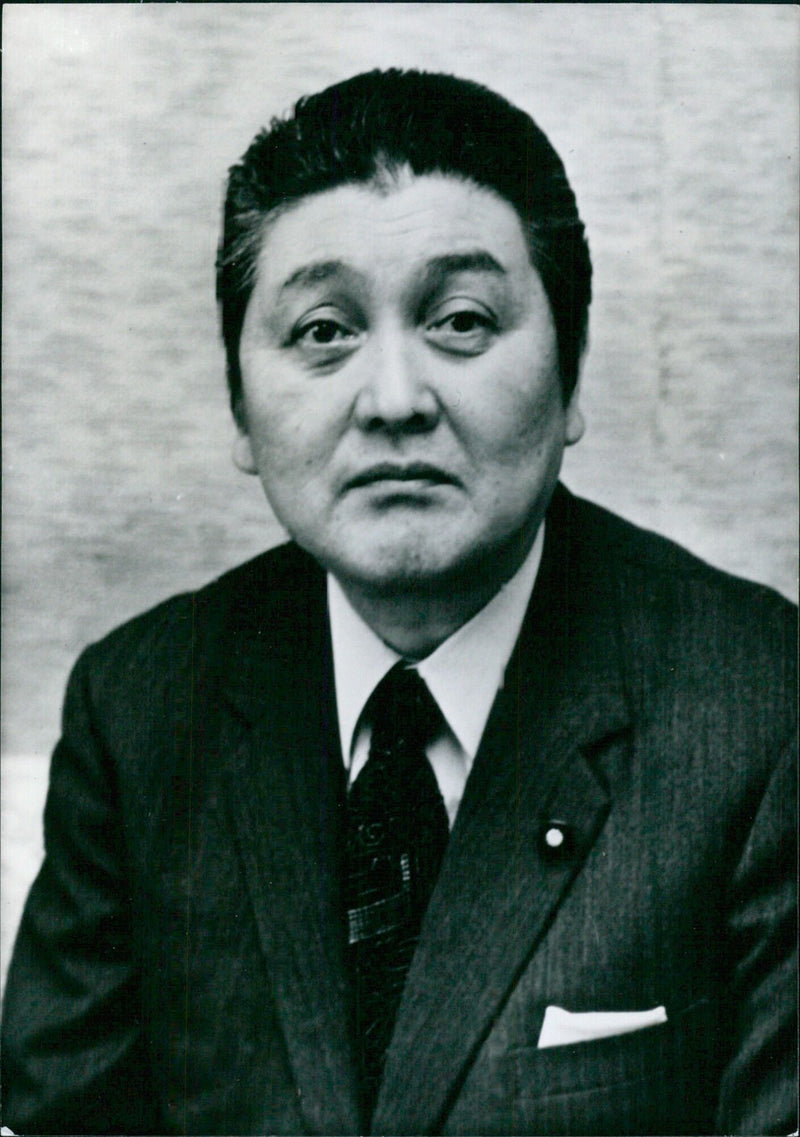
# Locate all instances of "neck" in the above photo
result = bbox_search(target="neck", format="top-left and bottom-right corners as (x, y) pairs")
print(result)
(338, 543), (534, 660)
(339, 591), (482, 661)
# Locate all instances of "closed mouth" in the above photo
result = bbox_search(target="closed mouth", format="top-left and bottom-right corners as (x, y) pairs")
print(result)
(345, 463), (459, 490)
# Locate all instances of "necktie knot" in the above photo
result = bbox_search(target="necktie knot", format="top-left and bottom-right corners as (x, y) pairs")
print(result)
(367, 663), (443, 758)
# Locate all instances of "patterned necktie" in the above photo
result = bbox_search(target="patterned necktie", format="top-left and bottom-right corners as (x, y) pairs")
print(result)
(344, 663), (450, 1120)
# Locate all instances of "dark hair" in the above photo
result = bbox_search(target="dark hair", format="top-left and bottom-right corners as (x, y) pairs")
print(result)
(217, 69), (591, 411)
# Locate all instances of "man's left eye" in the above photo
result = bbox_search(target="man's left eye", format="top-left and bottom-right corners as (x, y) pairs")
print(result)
(442, 311), (491, 334)
(426, 306), (498, 355)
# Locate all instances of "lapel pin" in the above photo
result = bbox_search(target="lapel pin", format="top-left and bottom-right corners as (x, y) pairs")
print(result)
(540, 820), (571, 856)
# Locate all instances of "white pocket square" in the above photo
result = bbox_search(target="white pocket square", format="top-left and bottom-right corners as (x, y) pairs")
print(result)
(537, 1004), (667, 1048)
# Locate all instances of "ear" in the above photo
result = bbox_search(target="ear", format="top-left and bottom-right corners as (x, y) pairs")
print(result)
(564, 379), (585, 447)
(232, 428), (258, 475)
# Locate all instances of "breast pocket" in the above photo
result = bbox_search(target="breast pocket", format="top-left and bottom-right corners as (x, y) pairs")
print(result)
(507, 998), (718, 1136)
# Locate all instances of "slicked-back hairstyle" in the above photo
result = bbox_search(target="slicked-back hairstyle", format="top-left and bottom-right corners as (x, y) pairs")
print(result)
(217, 69), (591, 413)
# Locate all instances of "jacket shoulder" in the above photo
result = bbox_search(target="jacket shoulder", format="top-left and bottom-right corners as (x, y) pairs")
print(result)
(565, 488), (796, 616)
(560, 489), (796, 718)
(72, 542), (321, 698)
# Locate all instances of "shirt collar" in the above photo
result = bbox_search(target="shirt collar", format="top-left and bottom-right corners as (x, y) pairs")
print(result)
(327, 523), (544, 767)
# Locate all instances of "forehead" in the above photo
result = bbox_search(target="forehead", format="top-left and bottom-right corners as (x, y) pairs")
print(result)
(251, 172), (533, 298)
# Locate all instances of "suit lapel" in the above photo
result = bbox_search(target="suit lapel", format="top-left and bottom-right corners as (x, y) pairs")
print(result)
(217, 550), (361, 1134)
(373, 487), (632, 1134)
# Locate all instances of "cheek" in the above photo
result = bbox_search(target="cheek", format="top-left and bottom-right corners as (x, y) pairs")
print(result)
(245, 393), (348, 503)
(460, 325), (562, 442)
(466, 371), (565, 469)
(240, 364), (318, 455)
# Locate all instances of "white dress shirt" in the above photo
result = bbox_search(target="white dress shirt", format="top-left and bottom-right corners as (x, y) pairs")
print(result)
(327, 525), (544, 827)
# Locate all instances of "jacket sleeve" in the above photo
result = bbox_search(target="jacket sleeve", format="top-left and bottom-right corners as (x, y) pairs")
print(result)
(716, 734), (798, 1136)
(1, 647), (159, 1135)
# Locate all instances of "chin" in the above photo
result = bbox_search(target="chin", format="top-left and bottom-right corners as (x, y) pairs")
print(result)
(294, 513), (522, 596)
(346, 556), (450, 593)
(332, 538), (510, 599)
(314, 539), (451, 592)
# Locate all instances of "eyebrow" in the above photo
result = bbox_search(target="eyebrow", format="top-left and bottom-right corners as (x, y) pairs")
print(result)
(421, 251), (507, 285)
(278, 251), (506, 297)
(279, 260), (358, 294)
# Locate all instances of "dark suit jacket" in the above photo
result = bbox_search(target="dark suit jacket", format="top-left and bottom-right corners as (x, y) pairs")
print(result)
(2, 486), (796, 1135)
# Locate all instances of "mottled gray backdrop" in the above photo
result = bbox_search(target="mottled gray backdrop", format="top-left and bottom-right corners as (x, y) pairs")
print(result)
(2, 3), (797, 985)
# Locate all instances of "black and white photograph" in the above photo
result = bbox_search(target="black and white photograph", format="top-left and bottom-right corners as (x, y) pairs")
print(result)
(1, 5), (797, 1134)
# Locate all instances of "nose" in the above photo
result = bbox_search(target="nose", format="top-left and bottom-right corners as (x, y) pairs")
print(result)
(353, 326), (439, 433)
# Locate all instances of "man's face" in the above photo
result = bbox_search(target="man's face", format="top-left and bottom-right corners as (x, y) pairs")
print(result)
(236, 171), (584, 597)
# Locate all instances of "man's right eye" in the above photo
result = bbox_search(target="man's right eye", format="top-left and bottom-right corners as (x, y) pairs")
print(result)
(288, 313), (361, 357)
(296, 319), (353, 344)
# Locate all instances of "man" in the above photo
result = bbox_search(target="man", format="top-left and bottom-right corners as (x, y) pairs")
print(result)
(1, 70), (796, 1136)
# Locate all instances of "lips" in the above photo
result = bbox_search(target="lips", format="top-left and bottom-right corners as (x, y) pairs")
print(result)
(344, 462), (459, 490)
